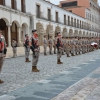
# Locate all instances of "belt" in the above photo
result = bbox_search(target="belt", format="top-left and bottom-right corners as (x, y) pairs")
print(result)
(0, 51), (3, 53)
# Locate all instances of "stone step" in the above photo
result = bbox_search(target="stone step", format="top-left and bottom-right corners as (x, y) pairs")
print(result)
(6, 46), (50, 58)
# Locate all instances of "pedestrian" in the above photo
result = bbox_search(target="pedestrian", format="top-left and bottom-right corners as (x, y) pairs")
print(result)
(56, 32), (63, 64)
(23, 34), (31, 62)
(0, 30), (7, 84)
(43, 35), (47, 55)
(12, 39), (17, 58)
(30, 29), (40, 72)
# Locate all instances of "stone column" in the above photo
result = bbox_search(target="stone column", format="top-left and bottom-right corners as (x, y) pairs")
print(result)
(8, 25), (11, 47)
(18, 27), (22, 46)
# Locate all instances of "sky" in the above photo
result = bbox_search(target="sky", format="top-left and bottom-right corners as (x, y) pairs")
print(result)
(50, 0), (100, 6)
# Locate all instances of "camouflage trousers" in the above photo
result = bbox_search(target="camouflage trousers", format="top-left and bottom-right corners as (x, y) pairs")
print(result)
(57, 48), (63, 60)
(32, 51), (40, 66)
(0, 57), (3, 73)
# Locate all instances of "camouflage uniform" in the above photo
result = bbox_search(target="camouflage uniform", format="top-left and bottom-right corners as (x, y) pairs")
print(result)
(12, 40), (17, 58)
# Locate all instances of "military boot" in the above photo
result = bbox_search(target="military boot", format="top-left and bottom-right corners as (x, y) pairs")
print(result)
(26, 58), (29, 62)
(27, 58), (31, 62)
(44, 53), (47, 56)
(71, 53), (75, 56)
(32, 66), (40, 72)
(50, 52), (53, 55)
(67, 54), (70, 57)
(0, 79), (4, 84)
(57, 59), (63, 64)
(54, 52), (57, 54)
(35, 66), (40, 72)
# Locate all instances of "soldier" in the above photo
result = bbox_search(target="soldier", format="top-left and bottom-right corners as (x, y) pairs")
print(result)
(0, 30), (7, 84)
(48, 36), (53, 55)
(70, 37), (75, 56)
(66, 37), (71, 57)
(78, 37), (82, 55)
(12, 39), (17, 58)
(53, 36), (57, 54)
(62, 37), (66, 55)
(74, 37), (78, 55)
(23, 34), (31, 62)
(43, 35), (48, 55)
(30, 29), (40, 72)
(56, 32), (63, 64)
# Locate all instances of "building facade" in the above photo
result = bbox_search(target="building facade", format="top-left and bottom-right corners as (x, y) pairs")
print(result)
(0, 0), (100, 47)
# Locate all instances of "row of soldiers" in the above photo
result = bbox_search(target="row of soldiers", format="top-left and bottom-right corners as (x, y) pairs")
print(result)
(43, 36), (100, 57)
(0, 28), (100, 84)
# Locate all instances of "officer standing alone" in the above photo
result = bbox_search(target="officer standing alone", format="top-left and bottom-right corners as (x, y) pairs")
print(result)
(30, 30), (40, 72)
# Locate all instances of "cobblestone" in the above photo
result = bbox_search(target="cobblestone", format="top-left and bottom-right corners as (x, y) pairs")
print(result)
(0, 50), (100, 95)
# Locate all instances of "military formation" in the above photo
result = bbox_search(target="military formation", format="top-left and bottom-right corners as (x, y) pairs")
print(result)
(0, 28), (100, 84)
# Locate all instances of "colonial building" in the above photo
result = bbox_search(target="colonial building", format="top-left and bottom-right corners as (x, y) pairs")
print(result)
(0, 0), (100, 47)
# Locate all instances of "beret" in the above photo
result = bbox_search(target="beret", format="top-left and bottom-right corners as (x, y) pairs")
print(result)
(32, 29), (37, 33)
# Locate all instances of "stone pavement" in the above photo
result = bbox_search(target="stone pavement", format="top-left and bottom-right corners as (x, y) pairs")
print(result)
(0, 50), (100, 100)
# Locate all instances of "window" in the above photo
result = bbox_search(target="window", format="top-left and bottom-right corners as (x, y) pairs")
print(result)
(61, 1), (77, 7)
(48, 9), (51, 21)
(36, 5), (40, 18)
(11, 0), (17, 10)
(56, 12), (58, 23)
(0, 0), (5, 5)
(64, 15), (66, 25)
(68, 16), (70, 25)
(21, 0), (26, 12)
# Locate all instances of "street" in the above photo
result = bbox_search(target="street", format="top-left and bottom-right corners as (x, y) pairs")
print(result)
(0, 50), (100, 100)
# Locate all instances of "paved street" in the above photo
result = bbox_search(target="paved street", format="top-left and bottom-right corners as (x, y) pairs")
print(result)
(0, 50), (100, 100)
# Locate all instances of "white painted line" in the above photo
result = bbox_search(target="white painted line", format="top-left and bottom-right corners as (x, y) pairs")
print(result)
(82, 63), (89, 65)
(60, 71), (71, 74)
(37, 80), (51, 83)
(89, 60), (96, 62)
(0, 95), (15, 100)
(73, 67), (81, 69)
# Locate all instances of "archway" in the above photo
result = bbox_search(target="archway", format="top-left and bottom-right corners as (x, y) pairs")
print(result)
(74, 30), (78, 37)
(55, 26), (61, 36)
(69, 29), (73, 37)
(11, 21), (19, 44)
(0, 18), (8, 46)
(36, 22), (44, 45)
(63, 28), (67, 37)
(21, 23), (28, 42)
(83, 31), (85, 37)
(46, 25), (53, 39)
(79, 31), (82, 37)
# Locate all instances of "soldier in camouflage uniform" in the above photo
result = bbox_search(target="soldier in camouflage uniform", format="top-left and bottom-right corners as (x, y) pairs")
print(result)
(43, 35), (48, 55)
(53, 36), (57, 54)
(66, 37), (71, 57)
(12, 39), (17, 58)
(56, 32), (63, 64)
(48, 36), (53, 55)
(0, 30), (7, 84)
(23, 34), (31, 62)
(71, 37), (75, 56)
(30, 29), (40, 72)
